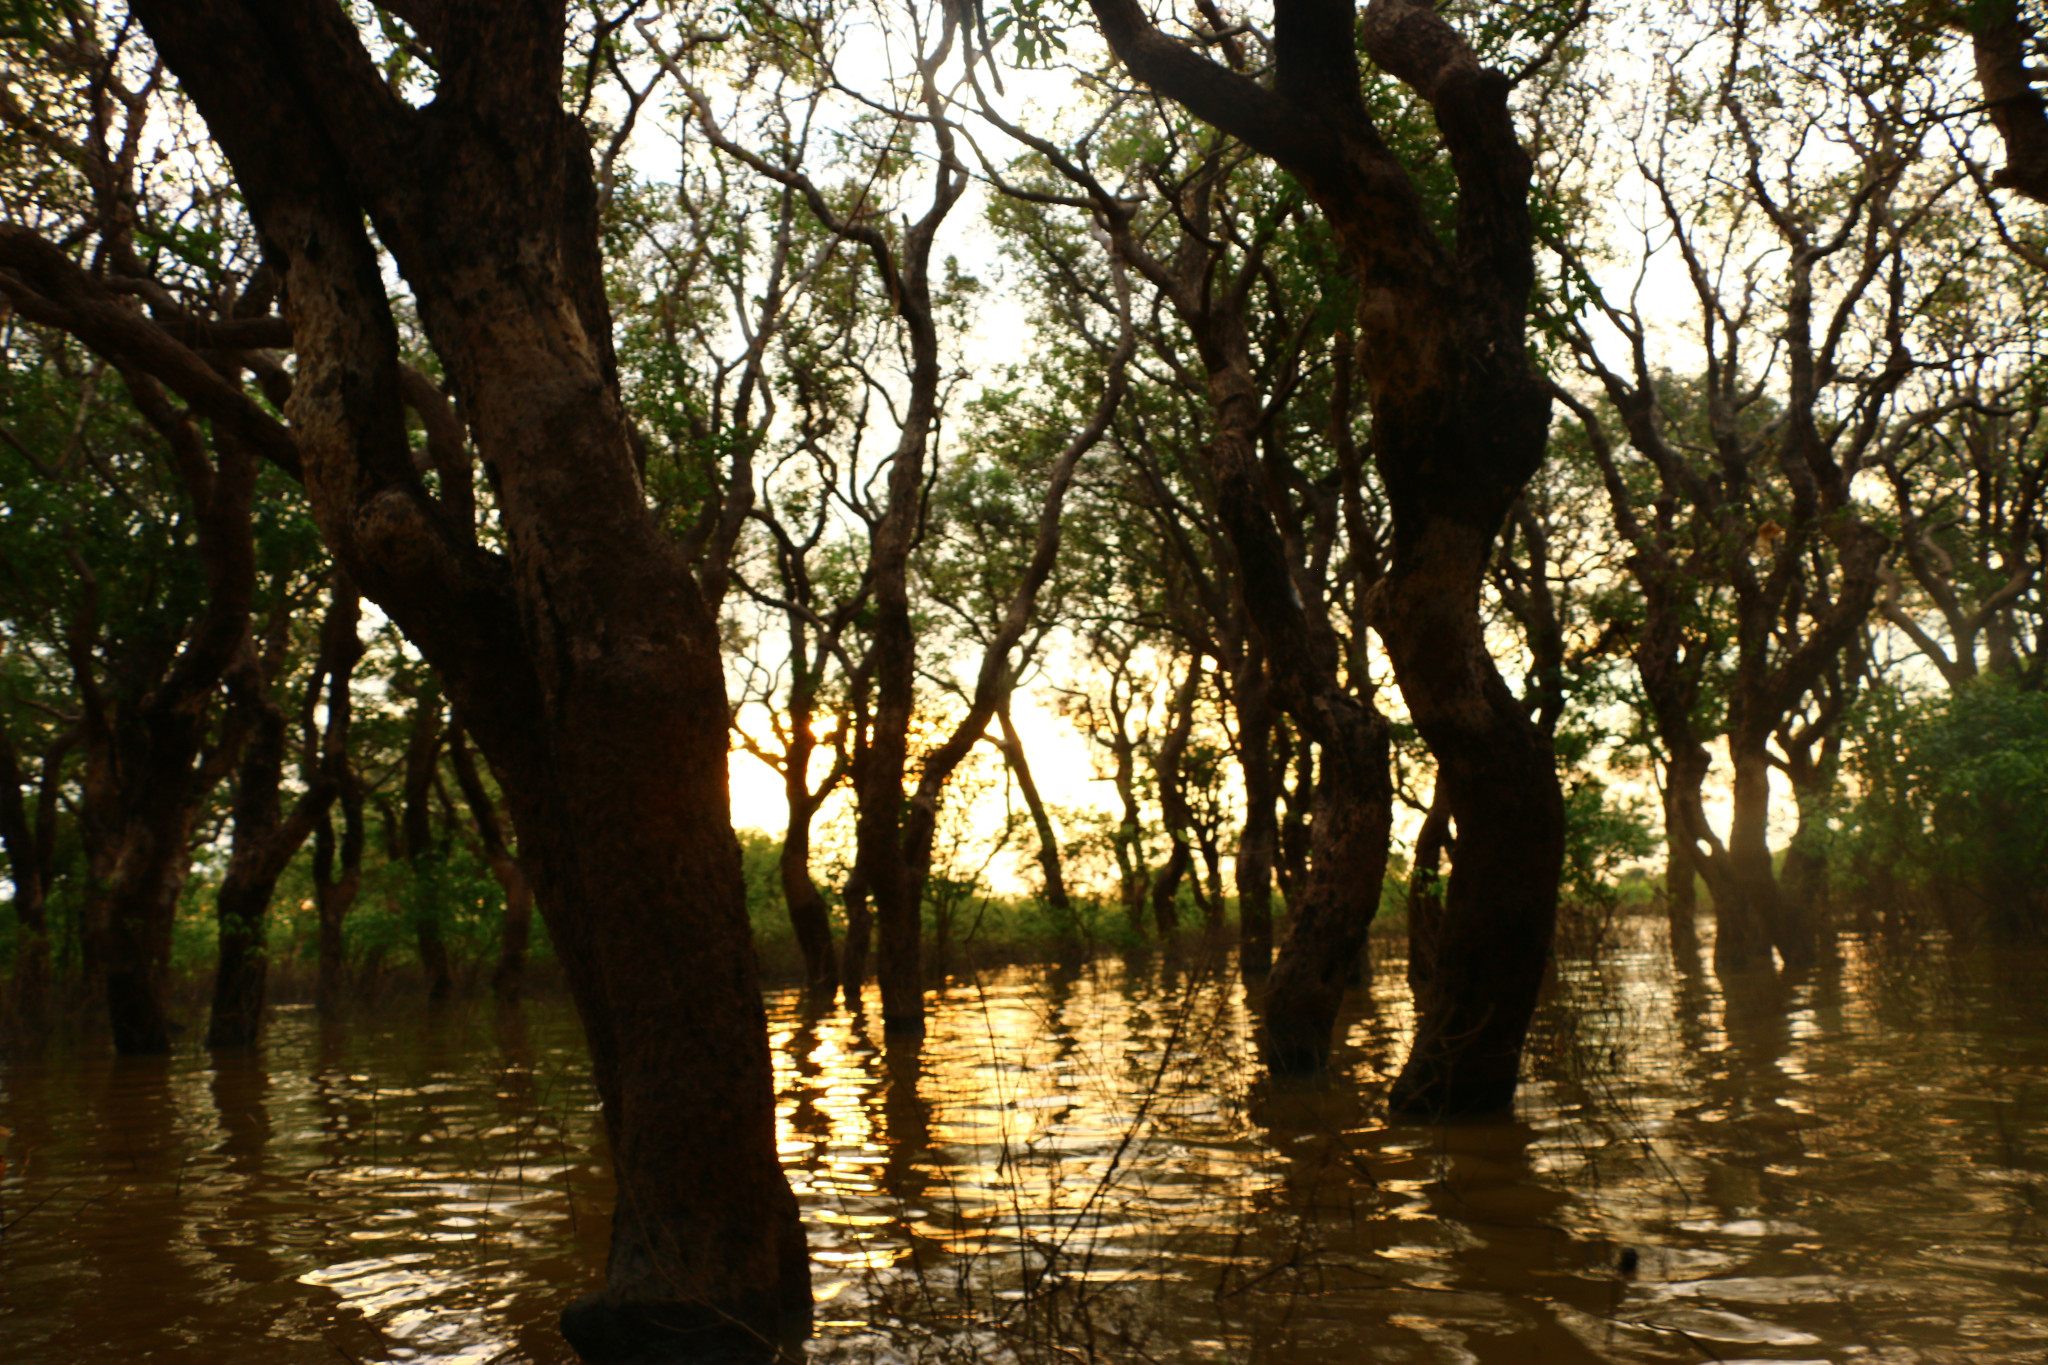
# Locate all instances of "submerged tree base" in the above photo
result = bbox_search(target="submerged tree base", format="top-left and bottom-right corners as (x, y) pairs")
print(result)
(560, 1291), (810, 1365)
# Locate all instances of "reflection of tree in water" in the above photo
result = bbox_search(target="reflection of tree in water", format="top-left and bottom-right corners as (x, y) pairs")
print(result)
(37, 1057), (223, 1358)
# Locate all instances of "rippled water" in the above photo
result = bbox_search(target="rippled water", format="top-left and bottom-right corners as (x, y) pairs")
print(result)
(4, 921), (2047, 1363)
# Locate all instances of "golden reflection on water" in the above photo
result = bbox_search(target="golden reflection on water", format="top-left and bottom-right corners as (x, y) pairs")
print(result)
(3, 924), (2047, 1363)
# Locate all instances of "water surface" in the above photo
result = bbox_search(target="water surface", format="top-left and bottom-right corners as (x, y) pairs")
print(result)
(4, 922), (2045, 1363)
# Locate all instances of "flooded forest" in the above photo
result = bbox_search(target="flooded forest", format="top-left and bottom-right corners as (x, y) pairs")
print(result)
(2, 1), (2046, 1362)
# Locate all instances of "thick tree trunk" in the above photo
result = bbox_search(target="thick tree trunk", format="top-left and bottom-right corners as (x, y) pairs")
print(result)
(126, 4), (814, 1349)
(1725, 724), (1813, 972)
(104, 836), (196, 1054)
(1377, 519), (1564, 1118)
(1777, 731), (1841, 927)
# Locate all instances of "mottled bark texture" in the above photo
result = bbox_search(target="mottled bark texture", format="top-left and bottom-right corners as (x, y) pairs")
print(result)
(1088, 0), (1563, 1111)
(123, 4), (808, 1355)
(1971, 2), (2048, 207)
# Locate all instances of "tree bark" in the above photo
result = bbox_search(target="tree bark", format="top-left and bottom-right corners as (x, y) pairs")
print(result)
(125, 4), (811, 1350)
(1087, 0), (1563, 1113)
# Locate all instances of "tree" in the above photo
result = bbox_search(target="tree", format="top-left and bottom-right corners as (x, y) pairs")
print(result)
(1558, 0), (1965, 974)
(13, 3), (811, 1353)
(205, 570), (361, 1048)
(1073, 0), (1568, 1113)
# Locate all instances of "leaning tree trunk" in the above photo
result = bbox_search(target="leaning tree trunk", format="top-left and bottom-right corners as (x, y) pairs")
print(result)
(1148, 659), (1203, 939)
(995, 695), (1081, 953)
(209, 582), (359, 1048)
(1086, 0), (1565, 1110)
(128, 5), (812, 1353)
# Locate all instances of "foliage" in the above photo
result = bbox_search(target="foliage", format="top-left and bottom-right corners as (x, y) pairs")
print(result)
(1846, 679), (2048, 934)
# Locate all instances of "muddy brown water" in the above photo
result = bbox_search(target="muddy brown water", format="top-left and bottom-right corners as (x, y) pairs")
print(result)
(4, 921), (2046, 1363)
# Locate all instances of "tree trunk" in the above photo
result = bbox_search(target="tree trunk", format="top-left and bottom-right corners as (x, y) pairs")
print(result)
(128, 5), (813, 1348)
(0, 721), (77, 1047)
(209, 582), (358, 1048)
(1725, 722), (1813, 971)
(206, 691), (291, 1049)
(1662, 784), (1703, 971)
(778, 690), (837, 998)
(1377, 518), (1563, 1120)
(398, 684), (454, 1003)
(1405, 787), (1453, 1002)
(781, 819), (836, 999)
(995, 698), (1081, 953)
(1261, 712), (1393, 1071)
(1148, 660), (1203, 939)
(88, 429), (260, 1056)
(312, 790), (363, 1018)
(841, 866), (873, 1013)
(104, 830), (197, 1054)
(1233, 652), (1279, 979)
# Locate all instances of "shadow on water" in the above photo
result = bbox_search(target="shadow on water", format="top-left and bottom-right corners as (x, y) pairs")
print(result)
(5, 926), (2048, 1362)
